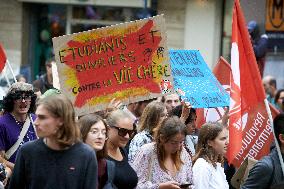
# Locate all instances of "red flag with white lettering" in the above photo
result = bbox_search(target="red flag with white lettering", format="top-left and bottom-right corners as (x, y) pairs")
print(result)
(0, 43), (7, 72)
(228, 0), (278, 166)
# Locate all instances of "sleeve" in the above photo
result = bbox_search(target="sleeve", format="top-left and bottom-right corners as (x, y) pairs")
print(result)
(128, 134), (148, 163)
(131, 145), (159, 189)
(0, 124), (7, 151)
(253, 36), (268, 59)
(83, 150), (98, 189)
(241, 158), (273, 189)
(8, 146), (26, 189)
(192, 159), (211, 189)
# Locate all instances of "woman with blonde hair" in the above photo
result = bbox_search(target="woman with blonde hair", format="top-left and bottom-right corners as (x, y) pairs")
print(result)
(192, 122), (229, 189)
(132, 116), (193, 189)
(106, 110), (138, 189)
(9, 94), (98, 189)
(128, 101), (167, 162)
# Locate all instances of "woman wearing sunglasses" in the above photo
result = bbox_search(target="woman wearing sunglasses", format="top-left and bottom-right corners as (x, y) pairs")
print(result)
(79, 114), (116, 189)
(106, 110), (138, 189)
(132, 116), (193, 189)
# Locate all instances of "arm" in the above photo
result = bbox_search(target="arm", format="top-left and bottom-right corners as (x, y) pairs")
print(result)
(0, 125), (15, 170)
(128, 134), (150, 163)
(221, 107), (229, 127)
(180, 101), (191, 124)
(83, 150), (98, 189)
(131, 146), (159, 189)
(128, 136), (140, 163)
(253, 35), (268, 59)
(0, 151), (14, 170)
(241, 158), (273, 189)
(8, 147), (26, 189)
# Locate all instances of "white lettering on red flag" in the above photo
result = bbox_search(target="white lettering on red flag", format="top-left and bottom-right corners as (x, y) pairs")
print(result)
(228, 0), (278, 167)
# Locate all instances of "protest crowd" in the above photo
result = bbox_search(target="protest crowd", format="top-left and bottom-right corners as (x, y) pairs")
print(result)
(0, 1), (284, 189)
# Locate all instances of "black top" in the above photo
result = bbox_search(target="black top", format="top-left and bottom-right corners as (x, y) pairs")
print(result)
(107, 148), (138, 189)
(9, 139), (98, 189)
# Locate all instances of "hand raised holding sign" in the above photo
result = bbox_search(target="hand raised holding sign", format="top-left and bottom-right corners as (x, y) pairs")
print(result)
(180, 101), (192, 124)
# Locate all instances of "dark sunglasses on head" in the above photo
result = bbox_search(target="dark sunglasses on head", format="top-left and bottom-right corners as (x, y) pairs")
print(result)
(111, 125), (135, 137)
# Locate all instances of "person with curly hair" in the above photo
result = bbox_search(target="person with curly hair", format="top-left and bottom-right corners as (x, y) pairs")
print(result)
(192, 122), (229, 189)
(0, 82), (37, 171)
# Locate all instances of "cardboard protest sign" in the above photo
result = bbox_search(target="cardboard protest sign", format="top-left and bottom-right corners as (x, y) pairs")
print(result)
(52, 15), (174, 116)
(231, 157), (258, 188)
(169, 50), (229, 108)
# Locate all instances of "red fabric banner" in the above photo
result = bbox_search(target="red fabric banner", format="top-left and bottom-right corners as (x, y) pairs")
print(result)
(228, 0), (277, 166)
(0, 43), (7, 72)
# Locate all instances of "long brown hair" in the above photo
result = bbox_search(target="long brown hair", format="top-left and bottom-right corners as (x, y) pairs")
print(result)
(193, 122), (224, 168)
(79, 114), (108, 159)
(154, 116), (187, 171)
(36, 94), (80, 147)
(138, 101), (166, 134)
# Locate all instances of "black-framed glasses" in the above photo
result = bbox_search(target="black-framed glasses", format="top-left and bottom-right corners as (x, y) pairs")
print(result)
(111, 125), (135, 137)
(14, 95), (32, 102)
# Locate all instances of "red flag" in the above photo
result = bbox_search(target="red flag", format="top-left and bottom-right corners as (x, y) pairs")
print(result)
(228, 0), (276, 166)
(196, 57), (231, 128)
(0, 43), (7, 72)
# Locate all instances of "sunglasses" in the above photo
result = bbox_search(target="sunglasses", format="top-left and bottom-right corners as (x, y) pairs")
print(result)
(14, 95), (32, 102)
(111, 125), (135, 137)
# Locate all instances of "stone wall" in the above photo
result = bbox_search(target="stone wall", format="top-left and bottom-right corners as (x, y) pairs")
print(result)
(0, 0), (23, 76)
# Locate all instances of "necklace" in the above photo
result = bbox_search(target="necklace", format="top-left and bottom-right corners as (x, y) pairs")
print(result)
(10, 113), (27, 127)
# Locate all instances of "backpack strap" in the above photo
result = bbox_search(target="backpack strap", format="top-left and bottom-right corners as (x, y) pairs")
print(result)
(106, 160), (115, 183)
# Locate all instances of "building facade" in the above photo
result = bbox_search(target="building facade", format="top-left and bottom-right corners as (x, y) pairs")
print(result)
(0, 0), (283, 87)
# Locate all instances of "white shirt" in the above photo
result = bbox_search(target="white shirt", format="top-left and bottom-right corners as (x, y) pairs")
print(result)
(193, 158), (229, 189)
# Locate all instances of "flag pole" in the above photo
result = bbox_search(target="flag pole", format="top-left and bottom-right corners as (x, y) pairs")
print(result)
(2, 66), (11, 87)
(6, 60), (17, 83)
(264, 99), (284, 174)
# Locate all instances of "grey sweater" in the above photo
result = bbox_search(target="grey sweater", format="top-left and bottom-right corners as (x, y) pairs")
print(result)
(9, 139), (97, 189)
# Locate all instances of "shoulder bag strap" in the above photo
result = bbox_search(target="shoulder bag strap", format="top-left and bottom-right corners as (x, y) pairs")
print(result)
(5, 115), (33, 159)
(106, 160), (115, 182)
(29, 114), (38, 138)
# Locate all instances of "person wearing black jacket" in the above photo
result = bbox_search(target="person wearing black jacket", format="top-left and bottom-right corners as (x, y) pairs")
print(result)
(241, 113), (284, 189)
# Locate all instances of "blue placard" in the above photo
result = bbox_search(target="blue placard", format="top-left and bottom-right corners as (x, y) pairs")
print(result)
(169, 50), (229, 108)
